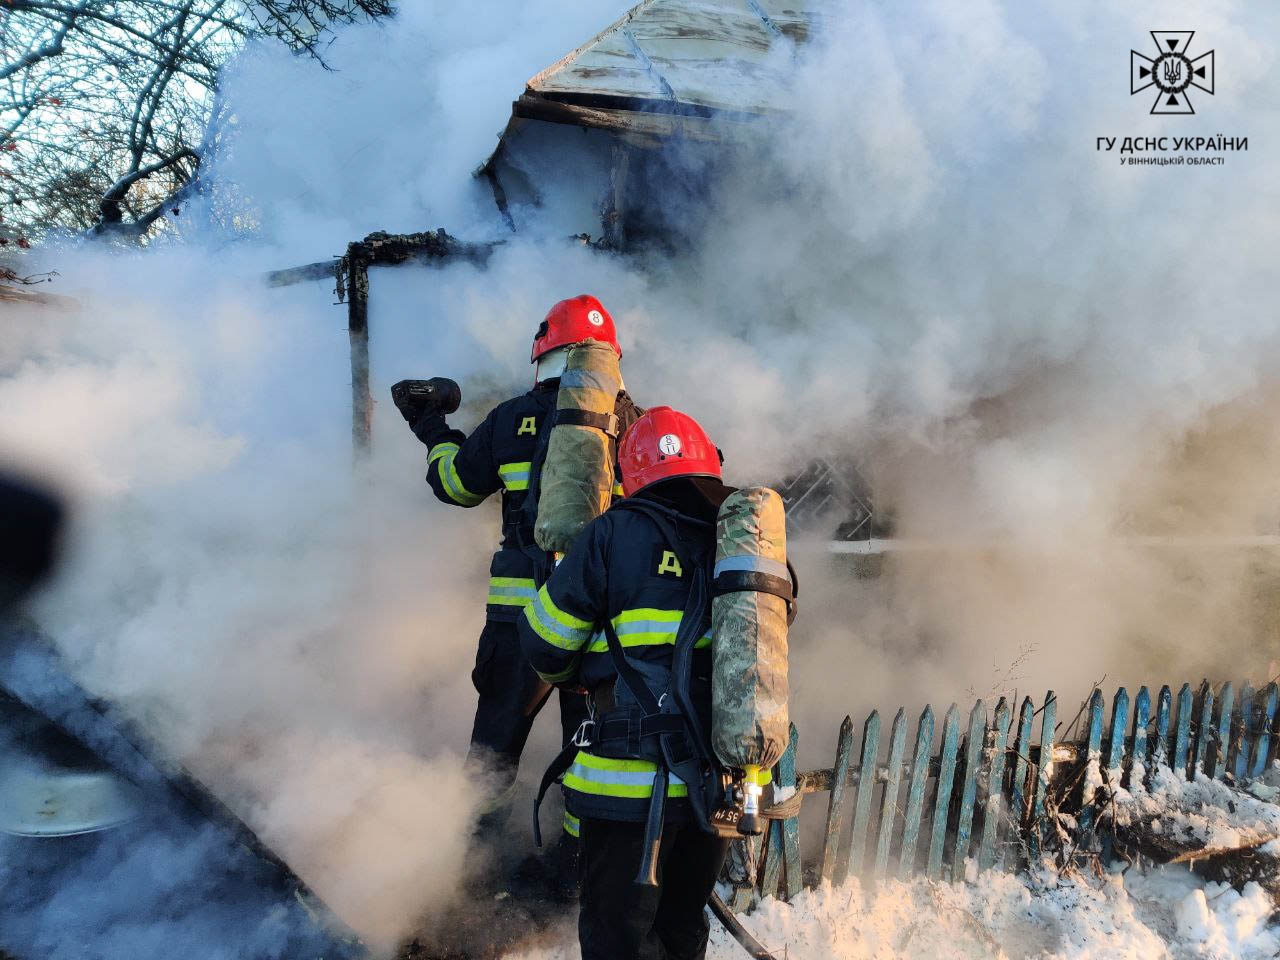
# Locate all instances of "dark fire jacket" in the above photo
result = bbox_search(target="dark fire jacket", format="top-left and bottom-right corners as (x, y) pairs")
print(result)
(415, 381), (642, 623)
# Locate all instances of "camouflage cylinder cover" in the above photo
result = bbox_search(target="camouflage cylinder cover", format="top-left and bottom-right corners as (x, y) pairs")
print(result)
(711, 486), (790, 771)
(534, 340), (621, 554)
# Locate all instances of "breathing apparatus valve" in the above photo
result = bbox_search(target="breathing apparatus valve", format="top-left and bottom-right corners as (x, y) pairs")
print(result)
(738, 764), (764, 837)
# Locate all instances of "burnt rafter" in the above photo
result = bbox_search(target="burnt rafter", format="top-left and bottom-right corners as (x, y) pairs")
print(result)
(265, 228), (500, 456)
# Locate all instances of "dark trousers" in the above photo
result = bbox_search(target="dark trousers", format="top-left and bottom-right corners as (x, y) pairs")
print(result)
(467, 618), (588, 805)
(579, 817), (730, 960)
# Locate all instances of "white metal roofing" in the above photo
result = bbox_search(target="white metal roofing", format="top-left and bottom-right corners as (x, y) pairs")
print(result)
(524, 0), (819, 119)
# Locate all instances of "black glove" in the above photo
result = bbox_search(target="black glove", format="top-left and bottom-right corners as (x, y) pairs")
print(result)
(390, 378), (461, 424)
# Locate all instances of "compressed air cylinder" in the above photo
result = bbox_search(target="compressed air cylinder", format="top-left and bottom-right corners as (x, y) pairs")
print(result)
(711, 487), (791, 774)
(534, 340), (622, 554)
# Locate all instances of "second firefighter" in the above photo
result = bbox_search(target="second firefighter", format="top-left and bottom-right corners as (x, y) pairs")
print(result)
(518, 406), (750, 960)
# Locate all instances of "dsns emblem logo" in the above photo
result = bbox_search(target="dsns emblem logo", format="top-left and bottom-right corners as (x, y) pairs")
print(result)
(1131, 31), (1214, 115)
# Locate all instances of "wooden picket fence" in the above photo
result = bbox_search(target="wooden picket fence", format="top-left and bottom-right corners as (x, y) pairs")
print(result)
(734, 679), (1280, 907)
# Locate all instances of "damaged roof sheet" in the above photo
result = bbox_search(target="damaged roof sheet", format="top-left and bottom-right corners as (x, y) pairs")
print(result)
(514, 0), (821, 137)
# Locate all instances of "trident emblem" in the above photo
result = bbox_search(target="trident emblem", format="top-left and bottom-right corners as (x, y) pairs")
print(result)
(1131, 31), (1214, 114)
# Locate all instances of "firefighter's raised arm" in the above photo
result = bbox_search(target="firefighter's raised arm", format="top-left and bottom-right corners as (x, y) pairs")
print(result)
(406, 395), (503, 510)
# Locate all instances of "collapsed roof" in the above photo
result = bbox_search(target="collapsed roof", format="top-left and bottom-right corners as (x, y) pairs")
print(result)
(510, 0), (820, 145)
(480, 0), (823, 244)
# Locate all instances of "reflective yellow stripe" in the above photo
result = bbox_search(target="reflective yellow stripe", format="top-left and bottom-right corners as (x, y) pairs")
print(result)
(498, 461), (531, 492)
(427, 442), (458, 464)
(616, 608), (681, 626)
(525, 586), (592, 651)
(560, 758), (770, 801)
(563, 812), (580, 838)
(536, 585), (593, 630)
(562, 751), (689, 799)
(612, 483), (624, 497)
(585, 608), (711, 653)
(535, 661), (579, 685)
(487, 576), (536, 607)
(429, 443), (483, 506)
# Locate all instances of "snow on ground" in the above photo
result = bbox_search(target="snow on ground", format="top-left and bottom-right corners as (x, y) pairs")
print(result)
(511, 865), (1279, 959)
(710, 869), (1277, 960)
(510, 770), (1280, 959)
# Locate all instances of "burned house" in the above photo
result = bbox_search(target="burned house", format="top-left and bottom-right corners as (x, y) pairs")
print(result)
(483, 0), (886, 544)
(479, 0), (820, 248)
(272, 0), (881, 545)
(2, 5), (868, 956)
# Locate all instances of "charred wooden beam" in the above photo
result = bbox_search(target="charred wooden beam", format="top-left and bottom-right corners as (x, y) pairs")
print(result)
(349, 228), (498, 269)
(510, 89), (774, 149)
(335, 230), (500, 455)
(1114, 819), (1280, 907)
(343, 244), (372, 456)
(512, 92), (711, 147)
(266, 229), (500, 458)
(264, 259), (338, 287)
(601, 140), (631, 249)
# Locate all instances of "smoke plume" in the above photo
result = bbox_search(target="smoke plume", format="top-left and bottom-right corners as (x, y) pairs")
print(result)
(4, 0), (1280, 953)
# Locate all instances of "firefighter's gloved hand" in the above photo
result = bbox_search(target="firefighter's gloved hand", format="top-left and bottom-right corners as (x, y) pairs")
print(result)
(411, 413), (453, 447)
(390, 378), (462, 424)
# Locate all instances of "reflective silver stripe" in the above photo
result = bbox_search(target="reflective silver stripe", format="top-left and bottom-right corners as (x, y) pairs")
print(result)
(498, 463), (531, 491)
(713, 554), (790, 581)
(488, 584), (537, 603)
(527, 596), (592, 650)
(566, 762), (687, 788)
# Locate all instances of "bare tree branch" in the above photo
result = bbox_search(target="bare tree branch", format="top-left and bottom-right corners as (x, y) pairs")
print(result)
(1, 1), (394, 242)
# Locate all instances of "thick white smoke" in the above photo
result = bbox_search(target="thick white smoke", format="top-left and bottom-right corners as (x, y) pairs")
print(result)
(5, 0), (1280, 954)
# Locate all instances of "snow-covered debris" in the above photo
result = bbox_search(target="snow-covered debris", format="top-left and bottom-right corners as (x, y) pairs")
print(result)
(1113, 768), (1280, 852)
(706, 872), (1280, 960)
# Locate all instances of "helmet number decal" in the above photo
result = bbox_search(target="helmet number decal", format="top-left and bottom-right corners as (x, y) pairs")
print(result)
(587, 309), (605, 327)
(658, 434), (682, 457)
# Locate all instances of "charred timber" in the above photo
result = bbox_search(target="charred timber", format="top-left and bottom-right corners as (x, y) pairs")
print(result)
(302, 230), (494, 455)
(1113, 819), (1280, 907)
(342, 229), (498, 272)
(264, 229), (499, 289)
(264, 260), (336, 287)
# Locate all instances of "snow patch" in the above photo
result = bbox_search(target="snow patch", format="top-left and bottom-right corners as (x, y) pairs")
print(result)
(510, 867), (1279, 959)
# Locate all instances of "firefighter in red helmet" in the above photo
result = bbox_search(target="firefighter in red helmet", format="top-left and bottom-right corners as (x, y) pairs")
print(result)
(391, 295), (642, 884)
(518, 406), (746, 960)
(532, 294), (621, 367)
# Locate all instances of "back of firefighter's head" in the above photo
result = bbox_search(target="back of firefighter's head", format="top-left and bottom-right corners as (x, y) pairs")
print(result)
(618, 406), (722, 498)
(531, 295), (620, 382)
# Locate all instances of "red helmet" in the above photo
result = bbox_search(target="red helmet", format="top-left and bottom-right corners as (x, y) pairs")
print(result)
(618, 406), (722, 497)
(531, 295), (621, 363)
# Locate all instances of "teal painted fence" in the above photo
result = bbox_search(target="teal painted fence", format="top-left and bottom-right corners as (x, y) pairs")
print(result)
(740, 679), (1280, 906)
